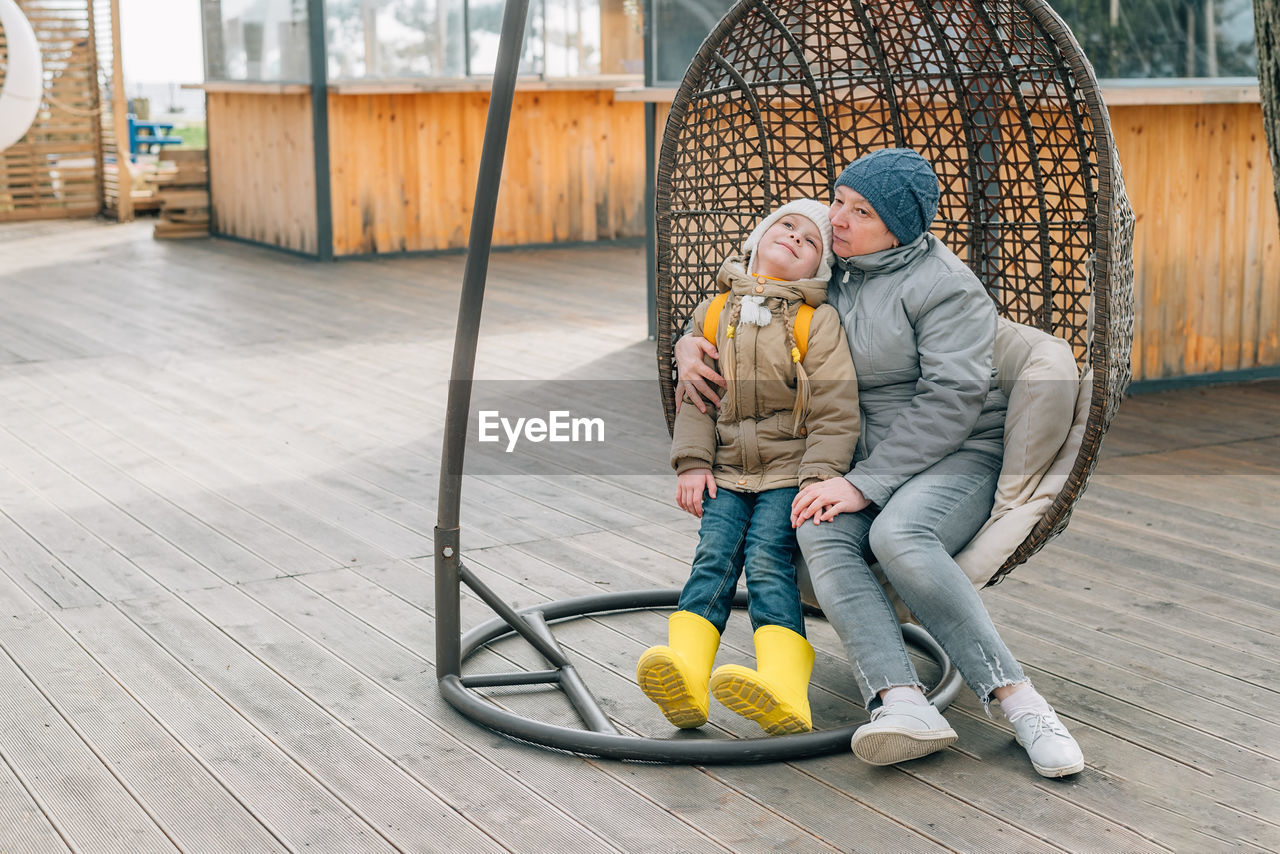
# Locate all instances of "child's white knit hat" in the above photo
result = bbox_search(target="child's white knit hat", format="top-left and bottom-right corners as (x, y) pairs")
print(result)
(742, 198), (834, 281)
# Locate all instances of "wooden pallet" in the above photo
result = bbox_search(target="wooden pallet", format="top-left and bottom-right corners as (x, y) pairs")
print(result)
(149, 150), (210, 240)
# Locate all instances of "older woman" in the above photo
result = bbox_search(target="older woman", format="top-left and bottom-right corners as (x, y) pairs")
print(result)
(674, 148), (1083, 777)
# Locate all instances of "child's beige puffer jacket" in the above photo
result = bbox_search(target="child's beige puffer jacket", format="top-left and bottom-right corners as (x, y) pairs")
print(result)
(671, 256), (860, 493)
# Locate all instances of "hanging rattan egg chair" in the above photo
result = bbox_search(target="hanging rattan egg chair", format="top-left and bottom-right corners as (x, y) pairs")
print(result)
(435, 0), (1135, 763)
(656, 0), (1136, 586)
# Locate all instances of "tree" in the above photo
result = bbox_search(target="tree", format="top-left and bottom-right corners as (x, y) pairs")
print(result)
(1258, 0), (1280, 224)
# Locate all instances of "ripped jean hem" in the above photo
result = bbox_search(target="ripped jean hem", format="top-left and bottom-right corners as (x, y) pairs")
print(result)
(911, 622), (1028, 718)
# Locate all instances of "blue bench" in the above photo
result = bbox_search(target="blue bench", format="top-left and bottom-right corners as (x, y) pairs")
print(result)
(129, 115), (184, 156)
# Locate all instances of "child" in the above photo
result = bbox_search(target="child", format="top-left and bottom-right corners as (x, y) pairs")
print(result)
(637, 199), (859, 735)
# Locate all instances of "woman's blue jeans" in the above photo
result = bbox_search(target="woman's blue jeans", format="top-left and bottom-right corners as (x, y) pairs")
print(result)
(678, 486), (805, 636)
(796, 448), (1026, 708)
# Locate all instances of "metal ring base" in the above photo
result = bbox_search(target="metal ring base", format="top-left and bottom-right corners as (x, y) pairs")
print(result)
(438, 588), (962, 763)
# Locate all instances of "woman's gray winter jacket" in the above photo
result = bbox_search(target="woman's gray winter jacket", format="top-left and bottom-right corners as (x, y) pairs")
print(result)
(827, 233), (1008, 507)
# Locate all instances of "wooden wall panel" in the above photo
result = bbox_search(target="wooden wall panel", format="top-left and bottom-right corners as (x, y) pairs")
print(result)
(0, 0), (101, 222)
(327, 89), (647, 255)
(207, 92), (317, 254)
(1111, 103), (1280, 381)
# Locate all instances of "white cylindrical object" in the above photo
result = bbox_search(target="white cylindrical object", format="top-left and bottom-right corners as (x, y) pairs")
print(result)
(0, 0), (44, 152)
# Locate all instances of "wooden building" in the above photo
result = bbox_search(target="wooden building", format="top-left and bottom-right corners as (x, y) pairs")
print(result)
(197, 0), (646, 259)
(1105, 91), (1280, 387)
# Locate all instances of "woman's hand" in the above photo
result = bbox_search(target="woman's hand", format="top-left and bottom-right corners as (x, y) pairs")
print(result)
(674, 334), (726, 413)
(791, 476), (869, 526)
(676, 469), (716, 517)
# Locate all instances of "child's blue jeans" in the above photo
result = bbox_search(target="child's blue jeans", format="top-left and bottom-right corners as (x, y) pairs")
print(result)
(677, 486), (805, 636)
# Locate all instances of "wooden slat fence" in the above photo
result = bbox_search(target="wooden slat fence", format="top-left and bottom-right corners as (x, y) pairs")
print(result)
(92, 0), (129, 219)
(0, 0), (103, 222)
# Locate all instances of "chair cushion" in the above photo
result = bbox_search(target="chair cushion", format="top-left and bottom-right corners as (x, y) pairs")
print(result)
(990, 318), (1080, 508)
(955, 320), (1086, 586)
(797, 320), (1088, 617)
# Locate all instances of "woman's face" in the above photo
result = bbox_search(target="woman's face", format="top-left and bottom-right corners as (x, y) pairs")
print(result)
(752, 213), (825, 280)
(828, 186), (898, 257)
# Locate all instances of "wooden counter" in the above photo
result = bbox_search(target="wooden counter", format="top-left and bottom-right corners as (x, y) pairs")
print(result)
(203, 81), (648, 256)
(327, 87), (647, 254)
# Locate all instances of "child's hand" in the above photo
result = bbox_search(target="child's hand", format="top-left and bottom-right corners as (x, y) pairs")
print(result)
(676, 469), (716, 517)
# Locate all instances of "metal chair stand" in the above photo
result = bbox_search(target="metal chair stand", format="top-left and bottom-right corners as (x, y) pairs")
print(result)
(428, 0), (959, 765)
(434, 566), (962, 763)
(434, 0), (1132, 763)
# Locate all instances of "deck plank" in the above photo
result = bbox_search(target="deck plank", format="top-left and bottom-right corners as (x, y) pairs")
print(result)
(283, 568), (808, 854)
(0, 748), (72, 854)
(990, 575), (1280, 709)
(0, 612), (291, 852)
(53, 603), (402, 852)
(0, 636), (176, 852)
(0, 461), (163, 604)
(114, 591), (507, 852)
(467, 537), (1200, 852)
(24, 363), (408, 568)
(3, 376), (337, 581)
(318, 563), (876, 853)
(189, 577), (626, 854)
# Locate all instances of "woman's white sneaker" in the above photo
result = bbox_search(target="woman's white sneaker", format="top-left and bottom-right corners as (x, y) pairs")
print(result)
(1011, 710), (1085, 777)
(850, 702), (957, 765)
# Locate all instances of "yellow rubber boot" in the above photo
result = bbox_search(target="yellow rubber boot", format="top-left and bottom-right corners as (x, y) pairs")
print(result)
(709, 625), (814, 735)
(636, 611), (721, 729)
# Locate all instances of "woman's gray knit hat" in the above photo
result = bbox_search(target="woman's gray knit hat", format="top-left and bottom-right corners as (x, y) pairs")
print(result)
(834, 148), (940, 246)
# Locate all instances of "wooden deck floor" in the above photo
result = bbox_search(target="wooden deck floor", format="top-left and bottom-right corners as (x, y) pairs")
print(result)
(0, 219), (1276, 853)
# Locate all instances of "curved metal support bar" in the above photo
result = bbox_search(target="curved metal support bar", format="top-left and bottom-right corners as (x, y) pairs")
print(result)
(438, 588), (961, 764)
(708, 53), (774, 208)
(435, 0), (531, 683)
(754, 2), (836, 184)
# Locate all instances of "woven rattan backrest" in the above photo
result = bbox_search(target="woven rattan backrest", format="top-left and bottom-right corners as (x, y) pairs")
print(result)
(655, 0), (1135, 582)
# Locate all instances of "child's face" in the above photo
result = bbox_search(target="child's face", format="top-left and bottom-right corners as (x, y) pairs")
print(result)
(752, 214), (825, 280)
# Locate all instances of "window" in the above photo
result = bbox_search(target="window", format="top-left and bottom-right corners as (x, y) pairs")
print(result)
(645, 0), (731, 86)
(454, 0), (543, 76)
(202, 0), (311, 82)
(639, 0), (1258, 87)
(325, 0), (469, 78)
(1059, 0), (1257, 79)
(322, 0), (637, 80)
